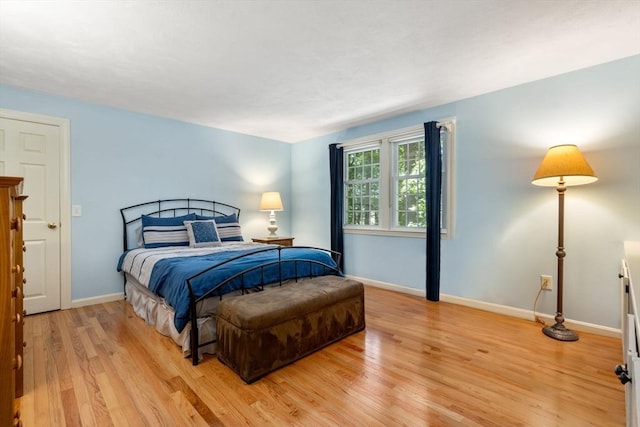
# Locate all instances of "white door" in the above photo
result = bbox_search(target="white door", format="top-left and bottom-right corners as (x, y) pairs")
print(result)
(0, 117), (62, 313)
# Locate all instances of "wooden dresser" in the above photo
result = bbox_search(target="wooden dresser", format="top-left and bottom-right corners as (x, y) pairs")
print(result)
(1, 176), (26, 427)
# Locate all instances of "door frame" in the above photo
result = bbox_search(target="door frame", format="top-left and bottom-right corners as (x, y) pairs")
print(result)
(0, 108), (72, 310)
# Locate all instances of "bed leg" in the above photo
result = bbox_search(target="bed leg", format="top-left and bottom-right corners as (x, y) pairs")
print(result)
(186, 278), (199, 366)
(191, 329), (199, 365)
(190, 302), (199, 366)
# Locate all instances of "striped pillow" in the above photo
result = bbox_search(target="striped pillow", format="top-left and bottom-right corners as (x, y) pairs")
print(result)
(216, 220), (244, 242)
(141, 213), (196, 248)
(195, 213), (237, 223)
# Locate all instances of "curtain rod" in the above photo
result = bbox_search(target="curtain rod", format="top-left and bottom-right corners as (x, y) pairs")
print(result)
(436, 120), (454, 132)
(337, 119), (455, 148)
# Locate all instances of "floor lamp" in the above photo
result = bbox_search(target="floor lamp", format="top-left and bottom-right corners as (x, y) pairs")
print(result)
(532, 144), (597, 341)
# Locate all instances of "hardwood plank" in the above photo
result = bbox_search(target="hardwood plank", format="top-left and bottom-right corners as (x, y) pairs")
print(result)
(55, 310), (101, 426)
(18, 285), (625, 426)
(95, 370), (144, 427)
(19, 314), (36, 425)
(93, 342), (147, 427)
(31, 314), (52, 425)
(168, 390), (210, 427)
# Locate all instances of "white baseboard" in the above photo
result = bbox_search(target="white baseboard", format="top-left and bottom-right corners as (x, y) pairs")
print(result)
(68, 277), (622, 339)
(346, 274), (622, 339)
(71, 292), (124, 308)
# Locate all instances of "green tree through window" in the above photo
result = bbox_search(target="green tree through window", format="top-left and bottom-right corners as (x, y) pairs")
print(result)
(394, 138), (425, 227)
(341, 121), (454, 236)
(345, 148), (380, 226)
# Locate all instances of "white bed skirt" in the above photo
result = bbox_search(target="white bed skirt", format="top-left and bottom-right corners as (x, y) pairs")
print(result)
(124, 274), (219, 358)
(123, 274), (323, 360)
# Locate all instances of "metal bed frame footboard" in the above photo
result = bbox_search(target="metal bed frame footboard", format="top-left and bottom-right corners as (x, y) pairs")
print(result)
(185, 246), (342, 366)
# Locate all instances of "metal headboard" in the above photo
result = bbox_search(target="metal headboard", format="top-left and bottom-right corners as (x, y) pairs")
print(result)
(120, 198), (241, 251)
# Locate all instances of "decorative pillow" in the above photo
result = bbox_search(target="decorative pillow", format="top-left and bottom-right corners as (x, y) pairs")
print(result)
(184, 220), (221, 248)
(141, 213), (196, 248)
(195, 213), (237, 223)
(216, 220), (244, 242)
(134, 226), (144, 247)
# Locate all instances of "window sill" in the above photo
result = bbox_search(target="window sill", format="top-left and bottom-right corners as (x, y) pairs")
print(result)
(345, 228), (424, 238)
(344, 228), (449, 239)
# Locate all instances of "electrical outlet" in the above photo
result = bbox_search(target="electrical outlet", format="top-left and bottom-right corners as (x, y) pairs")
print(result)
(540, 275), (552, 291)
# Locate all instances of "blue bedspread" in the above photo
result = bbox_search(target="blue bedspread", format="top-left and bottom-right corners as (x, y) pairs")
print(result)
(117, 244), (339, 331)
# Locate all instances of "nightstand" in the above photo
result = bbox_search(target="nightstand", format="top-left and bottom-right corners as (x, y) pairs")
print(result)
(252, 237), (294, 247)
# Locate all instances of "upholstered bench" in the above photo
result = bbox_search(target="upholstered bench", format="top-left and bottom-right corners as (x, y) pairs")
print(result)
(215, 275), (365, 383)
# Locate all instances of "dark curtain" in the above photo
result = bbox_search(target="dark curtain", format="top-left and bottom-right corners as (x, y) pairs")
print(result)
(425, 122), (442, 301)
(329, 144), (344, 271)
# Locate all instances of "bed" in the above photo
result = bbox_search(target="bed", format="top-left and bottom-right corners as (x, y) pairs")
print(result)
(117, 198), (343, 365)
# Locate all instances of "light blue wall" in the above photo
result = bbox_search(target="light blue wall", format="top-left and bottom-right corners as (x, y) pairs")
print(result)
(0, 85), (292, 300)
(2, 55), (638, 329)
(292, 55), (640, 329)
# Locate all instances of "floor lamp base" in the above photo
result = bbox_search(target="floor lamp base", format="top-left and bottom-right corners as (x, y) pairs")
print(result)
(542, 322), (579, 342)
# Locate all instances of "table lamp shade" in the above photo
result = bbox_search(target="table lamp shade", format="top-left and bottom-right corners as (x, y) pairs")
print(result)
(260, 192), (283, 211)
(532, 144), (598, 187)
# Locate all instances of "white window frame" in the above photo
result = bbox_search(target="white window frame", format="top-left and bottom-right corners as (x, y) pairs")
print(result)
(343, 142), (382, 227)
(340, 119), (456, 238)
(390, 131), (427, 231)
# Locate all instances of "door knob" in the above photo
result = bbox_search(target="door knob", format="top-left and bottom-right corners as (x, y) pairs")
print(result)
(48, 222), (58, 229)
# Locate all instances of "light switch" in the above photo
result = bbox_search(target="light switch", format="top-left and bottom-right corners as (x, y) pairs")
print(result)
(72, 205), (82, 217)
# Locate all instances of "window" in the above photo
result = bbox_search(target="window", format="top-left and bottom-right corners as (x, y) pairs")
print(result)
(392, 134), (426, 228)
(342, 121), (455, 237)
(345, 146), (380, 226)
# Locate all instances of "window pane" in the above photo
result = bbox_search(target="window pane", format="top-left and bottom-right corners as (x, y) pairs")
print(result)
(371, 182), (379, 196)
(397, 193), (406, 210)
(394, 138), (426, 228)
(349, 152), (361, 166)
(344, 147), (381, 227)
(406, 211), (417, 227)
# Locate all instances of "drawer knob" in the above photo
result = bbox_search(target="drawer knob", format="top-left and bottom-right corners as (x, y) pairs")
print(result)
(10, 217), (19, 230)
(11, 265), (21, 274)
(13, 355), (22, 370)
(23, 278), (27, 285)
(11, 287), (21, 298)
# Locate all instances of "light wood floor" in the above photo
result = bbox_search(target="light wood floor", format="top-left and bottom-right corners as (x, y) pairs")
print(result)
(18, 285), (625, 426)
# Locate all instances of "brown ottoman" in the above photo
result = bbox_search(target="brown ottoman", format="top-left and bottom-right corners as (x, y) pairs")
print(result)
(215, 276), (365, 383)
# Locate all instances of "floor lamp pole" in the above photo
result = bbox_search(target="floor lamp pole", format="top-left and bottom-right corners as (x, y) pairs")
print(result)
(542, 180), (579, 341)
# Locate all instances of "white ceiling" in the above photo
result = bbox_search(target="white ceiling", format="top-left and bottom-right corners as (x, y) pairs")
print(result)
(1, 1), (639, 143)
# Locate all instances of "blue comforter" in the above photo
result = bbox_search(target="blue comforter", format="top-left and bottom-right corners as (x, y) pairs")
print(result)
(117, 244), (339, 331)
